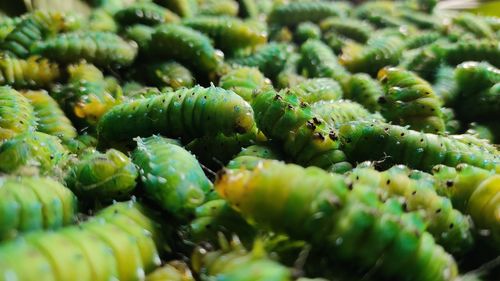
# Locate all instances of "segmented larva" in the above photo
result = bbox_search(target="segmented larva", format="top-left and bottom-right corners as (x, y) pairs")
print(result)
(268, 1), (348, 26)
(114, 2), (179, 27)
(311, 100), (384, 129)
(343, 73), (384, 112)
(218, 66), (270, 102)
(300, 39), (350, 84)
(0, 86), (37, 143)
(0, 54), (60, 88)
(319, 17), (374, 44)
(141, 61), (195, 90)
(289, 78), (343, 104)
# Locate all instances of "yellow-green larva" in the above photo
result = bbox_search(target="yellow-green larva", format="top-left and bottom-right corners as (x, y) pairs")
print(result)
(300, 39), (350, 84)
(218, 66), (270, 102)
(114, 2), (179, 27)
(0, 54), (60, 89)
(289, 78), (343, 104)
(0, 86), (37, 143)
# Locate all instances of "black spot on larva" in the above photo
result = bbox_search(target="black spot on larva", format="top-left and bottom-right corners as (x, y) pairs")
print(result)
(446, 180), (453, 187)
(329, 131), (338, 140)
(346, 138), (352, 143)
(449, 223), (454, 229)
(274, 95), (282, 100)
(384, 127), (389, 131)
(435, 208), (441, 214)
(355, 176), (359, 180)
(50, 155), (54, 160)
(234, 124), (246, 134)
(400, 133), (405, 136)
(19, 120), (24, 124)
(420, 138), (424, 142)
(386, 179), (391, 185)
(287, 104), (294, 110)
(348, 183), (353, 190)
(424, 92), (430, 95)
(300, 102), (308, 108)
(313, 133), (325, 140)
(402, 202), (408, 211)
(378, 96), (387, 104)
(312, 117), (321, 125)
(412, 191), (417, 195)
(306, 121), (316, 130)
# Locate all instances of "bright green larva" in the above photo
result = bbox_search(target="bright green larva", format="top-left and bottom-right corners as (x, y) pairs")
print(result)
(343, 73), (383, 112)
(114, 2), (179, 27)
(1, 11), (67, 58)
(268, 1), (346, 26)
(228, 42), (292, 81)
(294, 22), (322, 43)
(22, 90), (77, 141)
(441, 40), (500, 68)
(31, 31), (138, 67)
(65, 149), (138, 201)
(289, 78), (342, 104)
(192, 236), (292, 281)
(340, 35), (405, 76)
(182, 16), (267, 52)
(399, 9), (440, 29)
(97, 86), (255, 144)
(132, 136), (212, 219)
(338, 121), (499, 172)
(0, 176), (77, 241)
(251, 88), (351, 173)
(348, 166), (473, 254)
(142, 61), (195, 89)
(151, 24), (223, 73)
(0, 54), (60, 89)
(432, 65), (459, 106)
(216, 160), (458, 281)
(198, 0), (239, 17)
(377, 67), (445, 133)
(146, 261), (195, 281)
(155, 0), (198, 17)
(0, 86), (37, 143)
(0, 131), (70, 175)
(67, 61), (104, 83)
(276, 52), (306, 88)
(226, 143), (283, 171)
(432, 164), (500, 249)
(404, 31), (441, 49)
(219, 66), (270, 102)
(124, 24), (155, 58)
(311, 100), (384, 129)
(88, 8), (118, 32)
(0, 201), (162, 281)
(399, 44), (442, 81)
(62, 134), (98, 155)
(319, 17), (374, 44)
(300, 39), (350, 84)
(452, 13), (496, 40)
(454, 61), (500, 95)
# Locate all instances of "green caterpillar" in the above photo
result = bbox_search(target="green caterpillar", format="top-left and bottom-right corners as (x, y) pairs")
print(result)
(155, 0), (198, 17)
(97, 86), (255, 144)
(215, 160), (458, 281)
(0, 201), (162, 281)
(192, 236), (292, 281)
(338, 121), (499, 172)
(1, 11), (67, 58)
(432, 65), (459, 106)
(399, 44), (443, 81)
(132, 136), (212, 219)
(0, 176), (77, 241)
(289, 78), (343, 104)
(146, 260), (195, 281)
(31, 31), (138, 67)
(348, 166), (473, 254)
(0, 86), (37, 142)
(294, 22), (321, 43)
(142, 61), (195, 90)
(114, 2), (179, 27)
(340, 35), (405, 76)
(22, 90), (77, 141)
(198, 0), (239, 17)
(432, 164), (500, 249)
(152, 24), (223, 73)
(0, 54), (60, 89)
(65, 149), (138, 201)
(399, 9), (440, 29)
(226, 143), (284, 170)
(300, 39), (350, 84)
(319, 17), (374, 44)
(124, 24), (155, 58)
(441, 40), (500, 68)
(377, 67), (446, 133)
(218, 66), (270, 102)
(276, 52), (306, 88)
(63, 134), (98, 155)
(66, 61), (104, 83)
(88, 8), (118, 32)
(452, 13), (496, 40)
(52, 80), (122, 128)
(404, 31), (441, 49)
(0, 131), (70, 175)
(268, 2), (347, 26)
(228, 42), (292, 81)
(182, 16), (267, 52)
(343, 73), (383, 112)
(311, 100), (384, 129)
(236, 0), (259, 18)
(251, 88), (351, 173)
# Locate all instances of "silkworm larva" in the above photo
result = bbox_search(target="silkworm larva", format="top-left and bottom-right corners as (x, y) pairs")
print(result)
(114, 2), (179, 27)
(218, 66), (270, 102)
(289, 78), (343, 104)
(268, 2), (348, 26)
(311, 100), (384, 129)
(0, 54), (60, 89)
(343, 73), (383, 112)
(300, 39), (350, 84)
(0, 86), (37, 143)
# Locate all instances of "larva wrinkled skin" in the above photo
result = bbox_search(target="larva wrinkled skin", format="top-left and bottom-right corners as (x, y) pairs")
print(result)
(151, 24), (223, 73)
(289, 78), (343, 104)
(276, 52), (306, 88)
(432, 164), (500, 249)
(132, 136), (212, 219)
(215, 160), (458, 281)
(0, 201), (162, 281)
(155, 0), (198, 18)
(300, 39), (350, 84)
(319, 17), (374, 44)
(399, 44), (442, 81)
(338, 121), (499, 172)
(452, 13), (496, 40)
(31, 31), (138, 67)
(399, 9), (441, 29)
(22, 90), (77, 141)
(65, 149), (138, 201)
(0, 176), (77, 241)
(343, 73), (384, 112)
(198, 0), (239, 17)
(441, 40), (500, 68)
(268, 2), (347, 26)
(251, 88), (352, 173)
(142, 61), (195, 89)
(67, 61), (104, 84)
(432, 65), (459, 107)
(192, 237), (292, 281)
(226, 144), (283, 170)
(0, 131), (70, 175)
(218, 66), (270, 102)
(0, 86), (37, 143)
(348, 166), (473, 254)
(0, 54), (60, 88)
(146, 261), (195, 281)
(405, 31), (441, 50)
(311, 100), (384, 129)
(97, 86), (256, 144)
(114, 2), (180, 27)
(377, 67), (446, 133)
(182, 16), (267, 52)
(294, 22), (322, 44)
(340, 36), (405, 77)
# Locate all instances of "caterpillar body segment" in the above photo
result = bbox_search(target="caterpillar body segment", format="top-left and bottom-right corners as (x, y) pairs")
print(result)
(441, 40), (500, 68)
(338, 121), (499, 172)
(22, 90), (77, 141)
(67, 61), (104, 84)
(294, 22), (322, 44)
(62, 134), (98, 155)
(155, 0), (198, 18)
(114, 3), (180, 27)
(227, 143), (284, 170)
(132, 136), (212, 219)
(0, 54), (60, 88)
(218, 66), (270, 102)
(300, 39), (350, 84)
(0, 86), (37, 142)
(343, 73), (383, 112)
(276, 52), (306, 88)
(65, 149), (138, 201)
(432, 65), (459, 106)
(319, 17), (374, 44)
(215, 160), (458, 281)
(268, 2), (347, 26)
(289, 78), (343, 104)
(311, 100), (384, 129)
(404, 31), (441, 50)
(251, 88), (351, 173)
(146, 261), (195, 281)
(97, 86), (255, 144)
(198, 0), (239, 17)
(141, 61), (194, 89)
